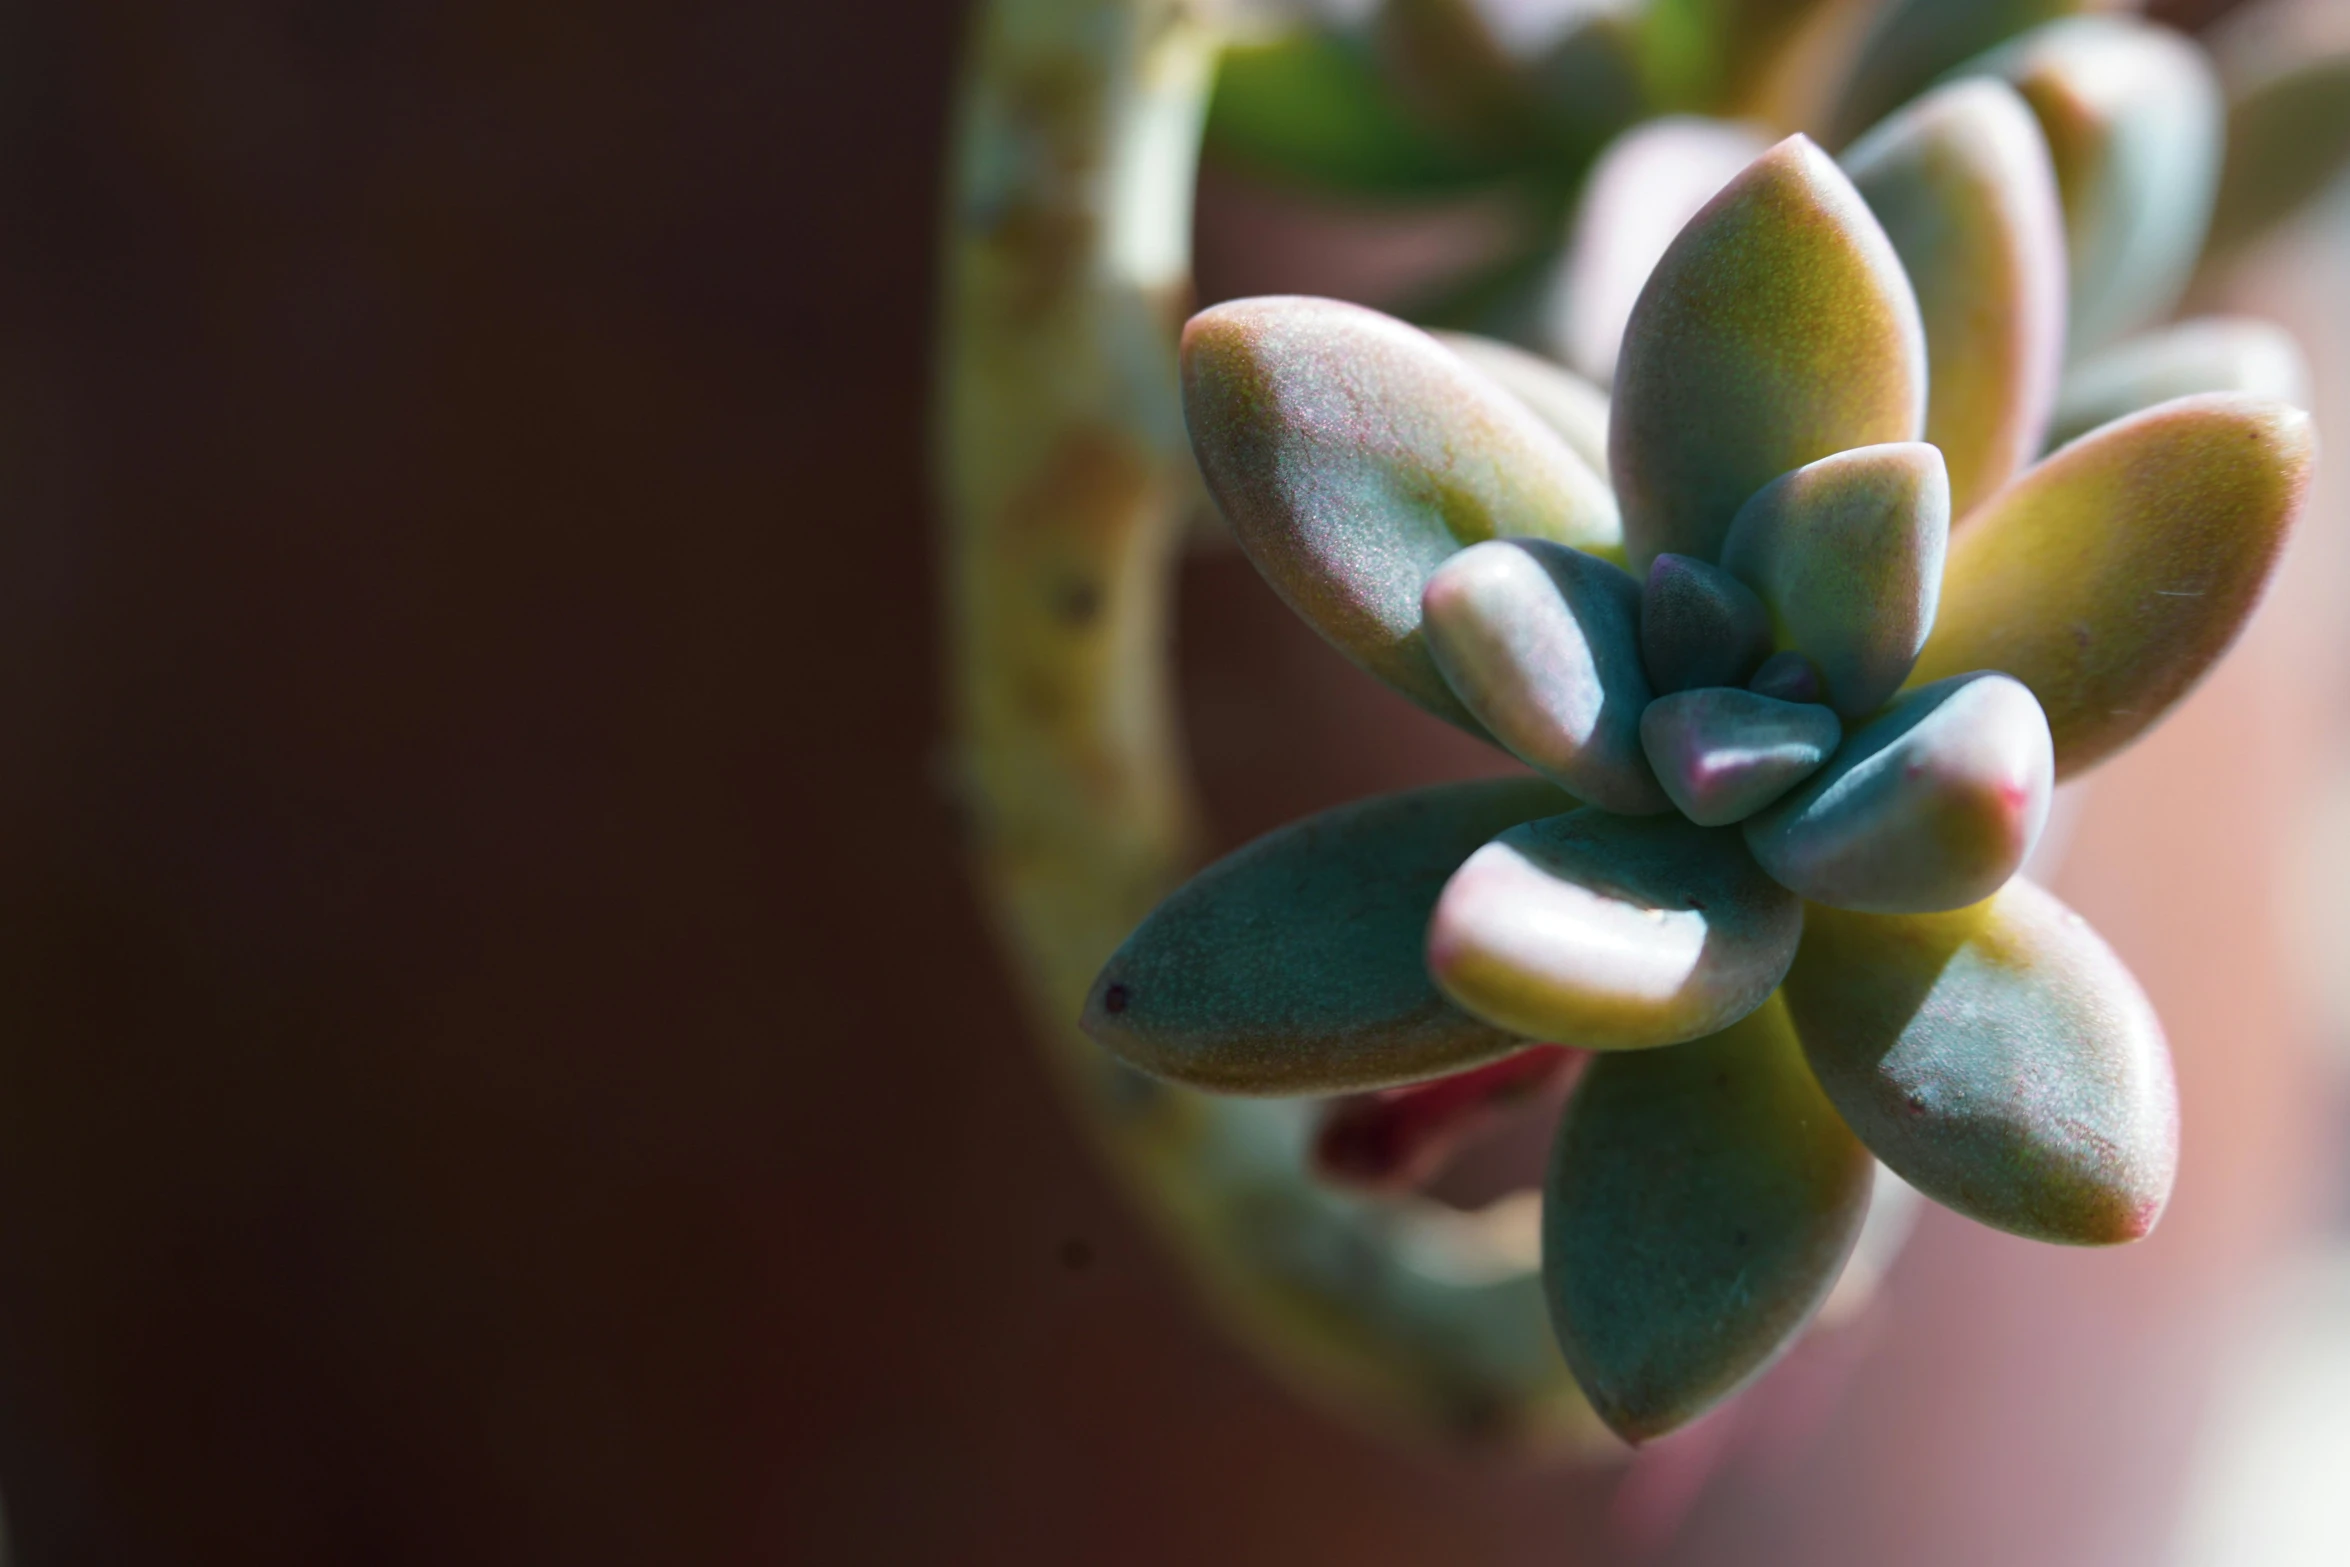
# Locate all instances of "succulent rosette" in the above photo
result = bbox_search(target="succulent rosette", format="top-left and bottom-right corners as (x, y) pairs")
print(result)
(1080, 72), (2316, 1441)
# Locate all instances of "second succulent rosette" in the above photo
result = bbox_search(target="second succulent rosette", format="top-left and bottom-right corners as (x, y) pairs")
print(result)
(1082, 75), (2315, 1443)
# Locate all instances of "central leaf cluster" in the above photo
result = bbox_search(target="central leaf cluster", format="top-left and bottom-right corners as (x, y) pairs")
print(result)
(1082, 64), (2313, 1443)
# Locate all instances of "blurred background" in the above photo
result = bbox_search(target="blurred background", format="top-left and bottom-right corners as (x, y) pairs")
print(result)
(0, 0), (2334, 1561)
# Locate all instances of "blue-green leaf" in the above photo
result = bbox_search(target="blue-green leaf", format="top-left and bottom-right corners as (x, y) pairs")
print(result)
(1784, 879), (2177, 1245)
(1744, 674), (2054, 914)
(1082, 778), (1571, 1095)
(1641, 552), (1774, 696)
(1544, 996), (1874, 1443)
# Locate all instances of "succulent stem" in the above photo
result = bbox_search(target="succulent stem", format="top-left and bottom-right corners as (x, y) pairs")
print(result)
(937, 0), (1602, 1449)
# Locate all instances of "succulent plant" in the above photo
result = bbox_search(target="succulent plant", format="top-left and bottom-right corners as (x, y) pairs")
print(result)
(945, 0), (2350, 1454)
(1080, 77), (2315, 1440)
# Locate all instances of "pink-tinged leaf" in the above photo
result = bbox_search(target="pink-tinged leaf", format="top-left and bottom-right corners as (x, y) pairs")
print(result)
(1428, 808), (1800, 1050)
(1183, 296), (1622, 734)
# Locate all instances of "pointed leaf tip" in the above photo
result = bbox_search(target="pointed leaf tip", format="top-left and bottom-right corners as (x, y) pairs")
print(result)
(1083, 778), (1572, 1095)
(1720, 442), (1951, 720)
(1641, 687), (1841, 827)
(1182, 297), (1622, 734)
(1968, 16), (2224, 358)
(1912, 393), (2315, 778)
(1746, 674), (2054, 915)
(1610, 136), (1927, 573)
(1423, 540), (1668, 815)
(1544, 998), (1874, 1444)
(1428, 808), (1800, 1051)
(1844, 79), (2067, 517)
(1785, 881), (2177, 1245)
(1542, 116), (1770, 385)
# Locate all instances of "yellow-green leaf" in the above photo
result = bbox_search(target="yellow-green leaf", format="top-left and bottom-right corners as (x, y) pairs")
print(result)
(1908, 393), (2315, 778)
(1844, 79), (2068, 517)
(1543, 116), (1769, 385)
(1610, 136), (1926, 573)
(1433, 331), (1611, 478)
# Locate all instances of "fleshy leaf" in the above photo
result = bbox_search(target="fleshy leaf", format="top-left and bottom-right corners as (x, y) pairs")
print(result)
(1314, 1045), (1578, 1193)
(1543, 117), (1770, 384)
(1183, 296), (1623, 732)
(1082, 778), (1571, 1095)
(2048, 317), (2311, 450)
(1641, 687), (1841, 827)
(1611, 136), (1926, 573)
(2202, 2), (2350, 260)
(1543, 996), (1874, 1444)
(1428, 808), (1801, 1049)
(1844, 80), (2068, 517)
(1641, 552), (1774, 696)
(1719, 442), (1951, 719)
(1909, 393), (2315, 778)
(1783, 880), (2177, 1245)
(1749, 650), (1825, 704)
(1434, 331), (1612, 478)
(1745, 674), (2054, 914)
(1965, 17), (2223, 359)
(1423, 541), (1669, 814)
(1828, 0), (2104, 151)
